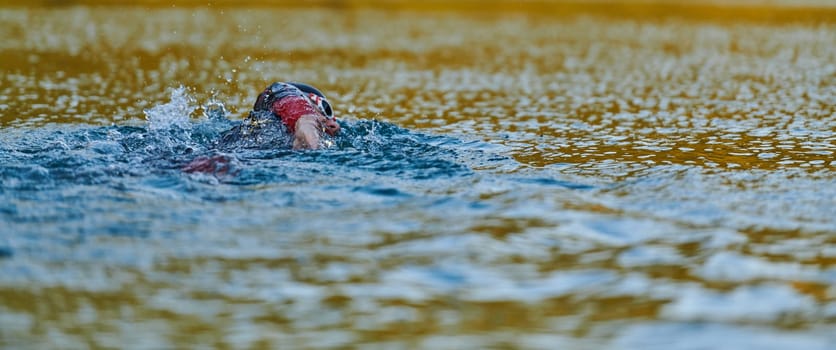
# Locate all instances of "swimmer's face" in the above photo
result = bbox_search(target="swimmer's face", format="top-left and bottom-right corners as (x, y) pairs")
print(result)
(323, 117), (340, 136)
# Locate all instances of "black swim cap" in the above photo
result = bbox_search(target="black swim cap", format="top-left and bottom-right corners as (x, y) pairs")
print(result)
(289, 82), (333, 119)
(288, 82), (325, 99)
(254, 82), (334, 119)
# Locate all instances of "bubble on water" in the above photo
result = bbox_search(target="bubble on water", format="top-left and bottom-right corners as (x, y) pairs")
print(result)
(143, 86), (195, 132)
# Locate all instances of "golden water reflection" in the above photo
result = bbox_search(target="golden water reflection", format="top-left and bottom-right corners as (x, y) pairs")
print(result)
(1, 5), (833, 175)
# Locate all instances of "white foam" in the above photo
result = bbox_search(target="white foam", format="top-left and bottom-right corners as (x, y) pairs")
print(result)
(617, 245), (684, 267)
(613, 322), (834, 350)
(697, 251), (821, 282)
(662, 284), (818, 322)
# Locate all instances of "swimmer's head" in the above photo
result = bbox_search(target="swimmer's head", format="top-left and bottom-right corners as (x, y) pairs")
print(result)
(253, 82), (340, 136)
(253, 82), (333, 118)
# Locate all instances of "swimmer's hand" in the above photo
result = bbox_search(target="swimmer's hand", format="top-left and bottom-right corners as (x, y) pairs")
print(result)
(293, 114), (339, 150)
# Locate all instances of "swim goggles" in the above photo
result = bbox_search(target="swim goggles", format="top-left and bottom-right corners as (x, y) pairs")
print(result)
(307, 92), (333, 120)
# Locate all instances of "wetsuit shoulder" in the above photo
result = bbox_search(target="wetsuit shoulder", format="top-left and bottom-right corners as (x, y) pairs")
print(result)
(217, 110), (289, 149)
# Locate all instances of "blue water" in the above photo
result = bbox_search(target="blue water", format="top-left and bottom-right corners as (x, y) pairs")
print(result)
(2, 89), (834, 349)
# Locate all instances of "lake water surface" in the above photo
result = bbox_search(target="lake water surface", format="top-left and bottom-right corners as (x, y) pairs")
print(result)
(1, 2), (835, 349)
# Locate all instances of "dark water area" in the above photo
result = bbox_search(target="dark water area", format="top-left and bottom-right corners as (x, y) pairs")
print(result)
(0, 89), (491, 235)
(1, 2), (836, 349)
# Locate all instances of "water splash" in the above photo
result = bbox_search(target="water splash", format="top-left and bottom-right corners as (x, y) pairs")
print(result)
(143, 86), (196, 132)
(202, 95), (229, 121)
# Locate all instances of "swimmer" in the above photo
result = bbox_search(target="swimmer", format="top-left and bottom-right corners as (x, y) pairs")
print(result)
(218, 81), (340, 150)
(183, 82), (339, 174)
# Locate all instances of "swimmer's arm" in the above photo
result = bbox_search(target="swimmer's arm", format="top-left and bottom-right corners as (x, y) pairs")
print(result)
(292, 114), (324, 150)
